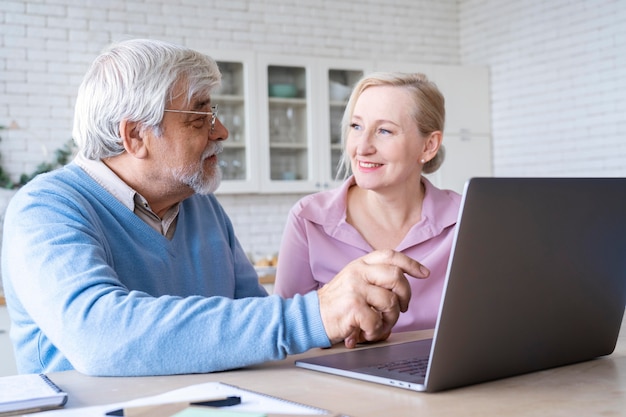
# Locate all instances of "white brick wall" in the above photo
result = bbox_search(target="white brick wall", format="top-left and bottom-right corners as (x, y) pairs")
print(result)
(0, 0), (459, 256)
(459, 0), (626, 176)
(216, 193), (304, 259)
(1, 0), (623, 257)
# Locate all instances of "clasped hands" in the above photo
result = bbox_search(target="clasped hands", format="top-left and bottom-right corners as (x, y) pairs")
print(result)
(318, 249), (430, 348)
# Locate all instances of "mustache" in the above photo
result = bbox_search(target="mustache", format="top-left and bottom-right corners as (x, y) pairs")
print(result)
(202, 142), (224, 160)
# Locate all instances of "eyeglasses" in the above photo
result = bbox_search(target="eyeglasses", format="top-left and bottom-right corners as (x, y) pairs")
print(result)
(164, 104), (219, 132)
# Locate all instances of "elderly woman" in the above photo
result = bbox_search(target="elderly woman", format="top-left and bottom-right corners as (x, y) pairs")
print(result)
(275, 72), (461, 332)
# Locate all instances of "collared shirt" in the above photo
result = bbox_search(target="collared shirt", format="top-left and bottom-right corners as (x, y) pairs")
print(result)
(74, 153), (179, 239)
(274, 175), (462, 332)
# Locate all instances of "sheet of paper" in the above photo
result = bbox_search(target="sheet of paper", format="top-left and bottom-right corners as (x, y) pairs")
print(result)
(35, 381), (329, 416)
(172, 408), (265, 417)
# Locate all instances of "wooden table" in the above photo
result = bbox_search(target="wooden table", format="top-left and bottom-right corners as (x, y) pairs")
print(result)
(47, 319), (626, 417)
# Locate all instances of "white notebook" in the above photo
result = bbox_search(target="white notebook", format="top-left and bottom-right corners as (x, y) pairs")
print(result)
(0, 373), (68, 415)
(34, 381), (333, 416)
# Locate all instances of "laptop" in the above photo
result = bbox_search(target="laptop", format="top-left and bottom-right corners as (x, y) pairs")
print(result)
(296, 177), (626, 392)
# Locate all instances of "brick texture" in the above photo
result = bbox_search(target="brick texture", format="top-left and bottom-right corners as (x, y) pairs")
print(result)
(460, 0), (625, 176)
(1, 0), (624, 255)
(0, 0), (459, 255)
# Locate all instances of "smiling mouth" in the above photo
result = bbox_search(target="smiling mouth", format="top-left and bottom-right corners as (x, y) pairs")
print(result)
(359, 161), (383, 168)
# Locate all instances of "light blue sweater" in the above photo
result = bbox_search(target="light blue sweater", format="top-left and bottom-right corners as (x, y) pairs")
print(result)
(1, 163), (330, 376)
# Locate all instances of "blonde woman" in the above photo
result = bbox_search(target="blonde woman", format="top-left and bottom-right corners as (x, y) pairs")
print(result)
(275, 72), (461, 332)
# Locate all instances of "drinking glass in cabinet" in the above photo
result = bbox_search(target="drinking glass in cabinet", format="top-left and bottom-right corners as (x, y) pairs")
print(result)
(269, 104), (305, 144)
(328, 69), (362, 180)
(230, 114), (243, 142)
(219, 151), (246, 180)
(270, 149), (307, 181)
(329, 107), (343, 144)
(213, 60), (247, 183)
(215, 61), (244, 96)
(267, 65), (308, 182)
(219, 104), (245, 143)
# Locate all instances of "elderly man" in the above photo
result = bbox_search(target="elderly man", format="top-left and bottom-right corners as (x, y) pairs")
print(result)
(1, 39), (428, 376)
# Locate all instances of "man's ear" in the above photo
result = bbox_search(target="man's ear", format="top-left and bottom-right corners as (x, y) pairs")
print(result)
(119, 119), (148, 159)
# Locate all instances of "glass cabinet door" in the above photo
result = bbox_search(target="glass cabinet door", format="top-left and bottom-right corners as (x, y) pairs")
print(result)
(327, 68), (363, 182)
(210, 54), (488, 195)
(212, 52), (260, 194)
(213, 61), (246, 181)
(267, 65), (309, 183)
(212, 54), (373, 194)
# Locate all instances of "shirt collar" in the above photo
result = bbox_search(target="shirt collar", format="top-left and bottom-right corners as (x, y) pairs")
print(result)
(299, 175), (460, 241)
(74, 153), (181, 237)
(74, 153), (136, 211)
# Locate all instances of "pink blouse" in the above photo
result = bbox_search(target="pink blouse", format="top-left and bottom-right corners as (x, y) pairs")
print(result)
(275, 176), (461, 332)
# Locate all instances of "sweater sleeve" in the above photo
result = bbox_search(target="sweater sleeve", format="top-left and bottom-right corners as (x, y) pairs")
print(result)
(1, 174), (330, 376)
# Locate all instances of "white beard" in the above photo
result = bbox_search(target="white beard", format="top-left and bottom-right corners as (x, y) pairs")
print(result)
(172, 142), (224, 195)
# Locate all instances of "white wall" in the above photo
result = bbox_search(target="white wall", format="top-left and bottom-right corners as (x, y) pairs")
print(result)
(1, 0), (624, 257)
(459, 0), (625, 176)
(0, 0), (460, 256)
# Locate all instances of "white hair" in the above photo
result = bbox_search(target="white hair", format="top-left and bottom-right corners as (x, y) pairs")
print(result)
(72, 39), (221, 159)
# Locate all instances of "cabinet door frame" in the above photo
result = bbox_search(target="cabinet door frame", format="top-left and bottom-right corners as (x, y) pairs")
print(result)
(208, 50), (261, 194)
(256, 53), (321, 193)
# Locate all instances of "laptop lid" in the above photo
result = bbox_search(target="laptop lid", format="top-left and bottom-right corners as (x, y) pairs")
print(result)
(296, 177), (626, 392)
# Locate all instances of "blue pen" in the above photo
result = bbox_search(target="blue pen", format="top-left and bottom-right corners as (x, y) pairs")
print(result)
(191, 396), (241, 407)
(105, 396), (241, 416)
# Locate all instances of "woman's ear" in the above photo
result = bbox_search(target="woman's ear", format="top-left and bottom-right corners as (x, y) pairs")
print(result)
(119, 119), (148, 159)
(422, 131), (443, 162)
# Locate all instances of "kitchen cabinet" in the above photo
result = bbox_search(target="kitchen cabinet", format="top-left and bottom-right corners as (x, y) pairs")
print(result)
(213, 52), (491, 195)
(211, 51), (261, 193)
(258, 55), (313, 193)
(253, 56), (372, 193)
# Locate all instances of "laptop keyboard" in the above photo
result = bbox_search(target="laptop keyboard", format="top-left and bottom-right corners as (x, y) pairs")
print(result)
(375, 357), (429, 376)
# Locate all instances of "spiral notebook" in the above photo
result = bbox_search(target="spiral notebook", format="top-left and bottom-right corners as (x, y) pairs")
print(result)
(0, 373), (68, 416)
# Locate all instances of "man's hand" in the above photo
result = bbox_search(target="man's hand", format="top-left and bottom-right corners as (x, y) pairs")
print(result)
(317, 249), (430, 348)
